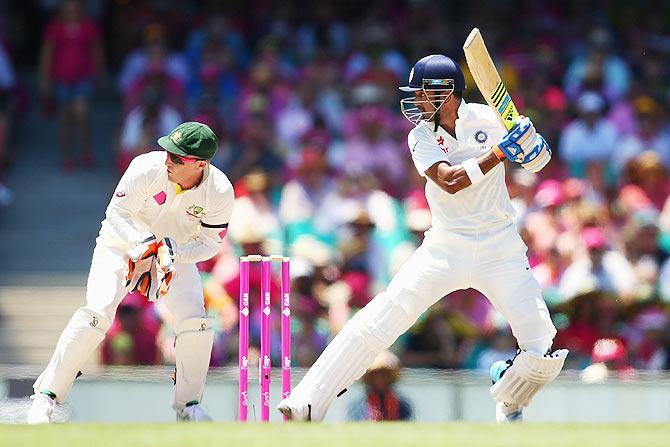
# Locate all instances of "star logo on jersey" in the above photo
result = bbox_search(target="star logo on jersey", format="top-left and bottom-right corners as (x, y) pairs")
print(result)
(436, 136), (445, 146)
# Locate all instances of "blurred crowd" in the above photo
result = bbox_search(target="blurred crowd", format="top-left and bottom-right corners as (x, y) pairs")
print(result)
(3, 1), (670, 376)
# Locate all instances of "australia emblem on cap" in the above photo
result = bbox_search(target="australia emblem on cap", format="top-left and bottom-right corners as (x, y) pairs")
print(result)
(170, 131), (183, 145)
(474, 130), (488, 143)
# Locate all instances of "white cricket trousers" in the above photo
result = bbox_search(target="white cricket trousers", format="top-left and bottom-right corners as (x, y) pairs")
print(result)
(85, 244), (205, 323)
(33, 243), (207, 403)
(292, 221), (556, 420)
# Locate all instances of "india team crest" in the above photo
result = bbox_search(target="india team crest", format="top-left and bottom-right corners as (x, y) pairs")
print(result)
(474, 130), (488, 143)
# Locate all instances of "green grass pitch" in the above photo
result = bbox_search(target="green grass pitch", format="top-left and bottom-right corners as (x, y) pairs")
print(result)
(2, 423), (670, 447)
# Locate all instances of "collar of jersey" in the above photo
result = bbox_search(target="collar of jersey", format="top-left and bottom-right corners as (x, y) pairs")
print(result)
(455, 99), (472, 124)
(173, 164), (210, 194)
(420, 99), (471, 132)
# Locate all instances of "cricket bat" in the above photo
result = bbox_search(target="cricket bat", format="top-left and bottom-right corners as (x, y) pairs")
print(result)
(463, 28), (519, 131)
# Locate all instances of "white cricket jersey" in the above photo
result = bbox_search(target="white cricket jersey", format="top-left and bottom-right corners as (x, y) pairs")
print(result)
(98, 151), (235, 263)
(408, 100), (515, 232)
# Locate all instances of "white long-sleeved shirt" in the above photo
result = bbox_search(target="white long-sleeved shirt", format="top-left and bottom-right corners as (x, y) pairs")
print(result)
(407, 100), (515, 232)
(100, 151), (235, 263)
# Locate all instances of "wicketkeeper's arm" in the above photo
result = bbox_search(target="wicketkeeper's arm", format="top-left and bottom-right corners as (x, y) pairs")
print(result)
(173, 183), (235, 264)
(106, 158), (151, 246)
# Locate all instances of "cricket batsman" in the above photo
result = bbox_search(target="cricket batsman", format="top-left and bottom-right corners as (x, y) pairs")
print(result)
(279, 55), (568, 423)
(27, 122), (235, 423)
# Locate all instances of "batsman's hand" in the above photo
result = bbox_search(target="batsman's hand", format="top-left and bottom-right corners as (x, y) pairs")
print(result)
(497, 116), (537, 162)
(521, 134), (551, 173)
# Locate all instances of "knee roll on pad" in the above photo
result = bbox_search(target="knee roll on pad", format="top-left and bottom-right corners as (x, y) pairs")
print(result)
(490, 349), (568, 407)
(173, 317), (214, 409)
(349, 293), (415, 352)
(176, 316), (213, 334)
(33, 307), (111, 403)
(295, 292), (420, 421)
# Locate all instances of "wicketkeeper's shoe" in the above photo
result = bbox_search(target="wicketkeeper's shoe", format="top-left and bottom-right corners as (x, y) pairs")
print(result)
(175, 403), (212, 422)
(490, 359), (523, 423)
(26, 393), (55, 424)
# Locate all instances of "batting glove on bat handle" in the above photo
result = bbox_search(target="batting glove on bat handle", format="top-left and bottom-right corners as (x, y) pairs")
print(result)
(497, 116), (536, 162)
(521, 134), (552, 173)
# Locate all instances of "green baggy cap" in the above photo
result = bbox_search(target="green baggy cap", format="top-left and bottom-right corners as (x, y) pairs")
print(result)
(157, 121), (218, 160)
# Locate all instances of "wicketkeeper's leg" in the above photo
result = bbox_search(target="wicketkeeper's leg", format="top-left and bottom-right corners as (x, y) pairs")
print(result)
(161, 264), (213, 411)
(33, 307), (112, 403)
(34, 245), (127, 402)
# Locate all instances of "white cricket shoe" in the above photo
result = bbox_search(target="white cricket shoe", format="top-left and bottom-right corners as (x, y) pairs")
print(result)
(175, 404), (212, 422)
(496, 401), (523, 423)
(26, 393), (56, 424)
(277, 395), (312, 421)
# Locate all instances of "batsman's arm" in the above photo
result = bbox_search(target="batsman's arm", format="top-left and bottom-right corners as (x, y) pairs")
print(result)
(424, 150), (502, 194)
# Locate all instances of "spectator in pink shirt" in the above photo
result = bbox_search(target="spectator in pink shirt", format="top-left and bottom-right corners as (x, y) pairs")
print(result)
(39, 0), (103, 171)
(341, 105), (405, 196)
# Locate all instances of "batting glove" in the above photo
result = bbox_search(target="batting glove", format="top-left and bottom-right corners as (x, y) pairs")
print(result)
(497, 116), (537, 162)
(521, 134), (552, 173)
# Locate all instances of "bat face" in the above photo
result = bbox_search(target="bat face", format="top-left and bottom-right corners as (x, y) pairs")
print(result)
(491, 81), (520, 130)
(463, 28), (519, 131)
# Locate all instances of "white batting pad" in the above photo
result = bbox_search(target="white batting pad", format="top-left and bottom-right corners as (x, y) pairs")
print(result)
(33, 308), (111, 403)
(490, 349), (568, 407)
(173, 317), (214, 409)
(292, 292), (416, 421)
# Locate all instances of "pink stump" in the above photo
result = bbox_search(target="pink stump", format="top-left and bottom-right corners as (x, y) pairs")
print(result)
(280, 258), (291, 421)
(260, 258), (272, 421)
(238, 258), (250, 422)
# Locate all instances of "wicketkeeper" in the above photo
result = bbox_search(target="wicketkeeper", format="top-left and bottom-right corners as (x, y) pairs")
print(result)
(27, 122), (235, 423)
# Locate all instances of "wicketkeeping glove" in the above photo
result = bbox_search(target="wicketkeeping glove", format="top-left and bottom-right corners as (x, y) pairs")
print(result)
(155, 237), (176, 298)
(497, 116), (537, 162)
(124, 234), (157, 289)
(521, 134), (552, 173)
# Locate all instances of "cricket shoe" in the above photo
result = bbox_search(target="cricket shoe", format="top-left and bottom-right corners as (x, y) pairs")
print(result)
(277, 395), (312, 421)
(175, 403), (212, 422)
(496, 402), (523, 423)
(26, 393), (55, 424)
(490, 359), (523, 423)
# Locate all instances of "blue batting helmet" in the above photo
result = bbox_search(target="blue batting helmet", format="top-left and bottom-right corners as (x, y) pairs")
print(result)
(399, 54), (466, 92)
